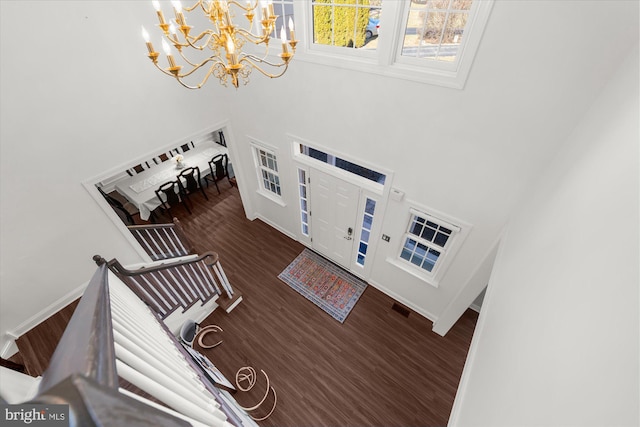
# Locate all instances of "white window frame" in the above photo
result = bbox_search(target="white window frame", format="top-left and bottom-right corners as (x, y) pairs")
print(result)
(297, 166), (311, 238)
(293, 0), (494, 89)
(387, 204), (470, 288)
(355, 196), (378, 268)
(251, 141), (286, 206)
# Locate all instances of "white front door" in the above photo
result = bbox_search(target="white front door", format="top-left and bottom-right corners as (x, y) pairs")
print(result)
(309, 168), (360, 268)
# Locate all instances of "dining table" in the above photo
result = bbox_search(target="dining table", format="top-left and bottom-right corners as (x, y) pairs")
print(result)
(115, 142), (227, 221)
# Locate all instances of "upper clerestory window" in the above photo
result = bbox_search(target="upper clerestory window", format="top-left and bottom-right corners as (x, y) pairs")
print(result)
(299, 0), (494, 89)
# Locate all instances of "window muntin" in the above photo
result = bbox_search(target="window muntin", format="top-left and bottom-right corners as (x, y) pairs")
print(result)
(312, 0), (382, 50)
(400, 0), (472, 64)
(256, 147), (282, 196)
(356, 198), (376, 266)
(399, 211), (458, 275)
(265, 0), (295, 39)
(300, 0), (492, 89)
(298, 168), (310, 236)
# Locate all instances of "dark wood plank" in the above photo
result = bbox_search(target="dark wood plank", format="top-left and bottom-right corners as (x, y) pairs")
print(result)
(180, 186), (478, 427)
(13, 184), (477, 426)
(15, 299), (79, 377)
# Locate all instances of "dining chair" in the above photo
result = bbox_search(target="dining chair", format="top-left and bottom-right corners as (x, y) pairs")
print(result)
(153, 153), (170, 165)
(97, 186), (140, 225)
(126, 163), (146, 176)
(180, 141), (195, 152)
(155, 180), (192, 220)
(205, 153), (232, 195)
(177, 166), (209, 201)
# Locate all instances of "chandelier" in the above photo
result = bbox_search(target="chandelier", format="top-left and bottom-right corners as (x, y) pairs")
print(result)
(142, 0), (297, 89)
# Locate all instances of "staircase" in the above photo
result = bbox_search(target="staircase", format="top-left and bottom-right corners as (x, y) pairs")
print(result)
(9, 220), (240, 378)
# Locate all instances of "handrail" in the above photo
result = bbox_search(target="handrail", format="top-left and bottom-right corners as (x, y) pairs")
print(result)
(94, 251), (219, 276)
(38, 264), (118, 394)
(21, 264), (191, 426)
(94, 251), (233, 319)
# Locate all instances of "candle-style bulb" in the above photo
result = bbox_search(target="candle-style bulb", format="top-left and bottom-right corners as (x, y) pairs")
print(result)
(171, 0), (182, 10)
(142, 26), (150, 42)
(280, 26), (287, 43)
(162, 39), (172, 55)
(288, 17), (295, 40)
(169, 22), (177, 36)
(152, 0), (161, 11)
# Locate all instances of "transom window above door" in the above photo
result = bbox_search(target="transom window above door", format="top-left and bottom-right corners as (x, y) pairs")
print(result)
(298, 143), (386, 186)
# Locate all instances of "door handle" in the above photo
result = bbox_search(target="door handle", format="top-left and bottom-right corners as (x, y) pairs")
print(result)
(344, 227), (353, 240)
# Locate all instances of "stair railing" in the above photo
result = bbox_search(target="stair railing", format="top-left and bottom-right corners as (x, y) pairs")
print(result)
(94, 252), (233, 320)
(3, 263), (254, 426)
(128, 218), (195, 261)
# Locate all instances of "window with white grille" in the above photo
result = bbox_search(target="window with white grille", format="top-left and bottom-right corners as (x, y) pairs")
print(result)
(252, 143), (283, 202)
(301, 0), (494, 88)
(297, 168), (310, 236)
(357, 198), (377, 266)
(399, 209), (460, 277)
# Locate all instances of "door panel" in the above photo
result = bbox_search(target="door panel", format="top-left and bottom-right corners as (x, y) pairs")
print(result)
(310, 168), (360, 268)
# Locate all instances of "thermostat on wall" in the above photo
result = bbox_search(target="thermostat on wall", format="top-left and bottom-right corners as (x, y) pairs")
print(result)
(390, 188), (404, 201)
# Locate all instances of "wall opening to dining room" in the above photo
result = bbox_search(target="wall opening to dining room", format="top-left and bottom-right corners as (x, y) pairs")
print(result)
(82, 123), (236, 262)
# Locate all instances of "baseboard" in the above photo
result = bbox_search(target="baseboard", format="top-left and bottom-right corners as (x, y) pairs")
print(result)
(253, 213), (298, 240)
(1, 281), (88, 359)
(469, 303), (482, 313)
(367, 279), (439, 324)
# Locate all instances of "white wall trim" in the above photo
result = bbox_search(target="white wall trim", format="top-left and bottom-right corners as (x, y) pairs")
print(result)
(81, 121), (234, 264)
(447, 227), (510, 426)
(81, 179), (153, 262)
(254, 213), (298, 241)
(469, 303), (482, 313)
(1, 280), (88, 358)
(432, 232), (501, 336)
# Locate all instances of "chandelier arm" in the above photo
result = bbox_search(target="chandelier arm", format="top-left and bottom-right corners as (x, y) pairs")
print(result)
(240, 57), (289, 79)
(151, 62), (198, 89)
(176, 63), (221, 89)
(241, 54), (289, 69)
(234, 28), (271, 45)
(175, 48), (206, 68)
(182, 0), (205, 13)
(170, 30), (219, 51)
(153, 59), (225, 89)
(174, 57), (226, 78)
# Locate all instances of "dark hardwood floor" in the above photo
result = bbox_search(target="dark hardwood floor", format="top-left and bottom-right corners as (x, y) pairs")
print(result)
(11, 180), (478, 426)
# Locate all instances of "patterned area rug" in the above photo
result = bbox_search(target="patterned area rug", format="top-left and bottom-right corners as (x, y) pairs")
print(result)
(278, 249), (368, 323)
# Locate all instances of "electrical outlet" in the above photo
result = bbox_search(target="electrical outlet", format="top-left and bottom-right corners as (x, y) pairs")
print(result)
(382, 234), (390, 242)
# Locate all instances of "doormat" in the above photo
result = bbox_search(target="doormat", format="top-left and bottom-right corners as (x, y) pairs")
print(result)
(277, 249), (368, 323)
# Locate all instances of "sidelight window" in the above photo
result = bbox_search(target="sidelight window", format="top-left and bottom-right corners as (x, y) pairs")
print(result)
(298, 168), (310, 236)
(356, 198), (377, 266)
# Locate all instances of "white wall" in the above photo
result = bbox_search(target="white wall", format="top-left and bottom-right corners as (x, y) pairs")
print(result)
(450, 42), (639, 426)
(0, 0), (637, 356)
(224, 0), (639, 331)
(0, 1), (233, 354)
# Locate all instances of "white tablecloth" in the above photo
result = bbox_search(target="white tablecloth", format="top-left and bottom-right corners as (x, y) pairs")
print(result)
(115, 143), (226, 220)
